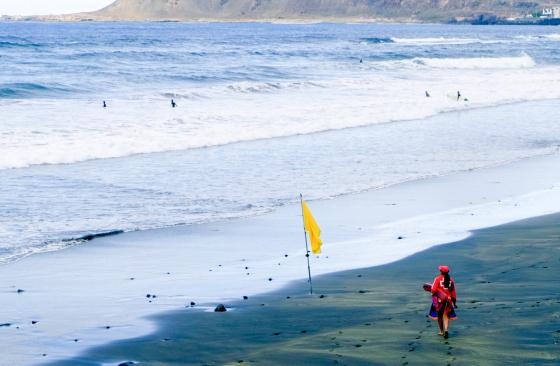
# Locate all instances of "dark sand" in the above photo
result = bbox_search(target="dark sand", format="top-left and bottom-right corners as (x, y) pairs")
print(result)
(51, 214), (560, 366)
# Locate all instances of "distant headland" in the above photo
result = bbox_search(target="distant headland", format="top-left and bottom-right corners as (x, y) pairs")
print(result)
(2, 0), (560, 24)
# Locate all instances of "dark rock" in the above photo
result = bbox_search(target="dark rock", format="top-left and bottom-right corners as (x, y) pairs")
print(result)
(214, 304), (227, 312)
(243, 296), (248, 300)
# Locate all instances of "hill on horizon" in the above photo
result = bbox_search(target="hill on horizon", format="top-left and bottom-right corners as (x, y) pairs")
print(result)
(86, 0), (546, 22)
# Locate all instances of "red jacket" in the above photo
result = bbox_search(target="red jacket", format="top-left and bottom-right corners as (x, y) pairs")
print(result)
(431, 274), (457, 304)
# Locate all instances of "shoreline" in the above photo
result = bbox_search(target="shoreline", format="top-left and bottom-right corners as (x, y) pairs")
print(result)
(52, 212), (560, 366)
(3, 98), (560, 266)
(2, 151), (560, 364)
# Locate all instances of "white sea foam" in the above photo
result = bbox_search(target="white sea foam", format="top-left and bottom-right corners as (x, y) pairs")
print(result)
(391, 37), (503, 45)
(0, 53), (556, 171)
(410, 53), (536, 69)
(542, 33), (560, 40)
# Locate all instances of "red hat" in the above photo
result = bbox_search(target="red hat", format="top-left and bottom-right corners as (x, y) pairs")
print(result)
(438, 265), (450, 273)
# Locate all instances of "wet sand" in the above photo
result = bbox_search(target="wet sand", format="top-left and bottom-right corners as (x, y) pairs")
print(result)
(53, 213), (560, 366)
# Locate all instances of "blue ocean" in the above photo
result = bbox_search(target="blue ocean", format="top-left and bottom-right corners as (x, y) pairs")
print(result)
(1, 21), (560, 263)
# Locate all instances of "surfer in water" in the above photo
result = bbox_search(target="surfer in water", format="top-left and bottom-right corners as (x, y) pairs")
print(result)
(428, 265), (457, 339)
(171, 99), (177, 108)
(457, 91), (461, 101)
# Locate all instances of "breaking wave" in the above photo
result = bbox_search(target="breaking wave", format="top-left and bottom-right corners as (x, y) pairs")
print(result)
(0, 82), (76, 99)
(410, 53), (536, 69)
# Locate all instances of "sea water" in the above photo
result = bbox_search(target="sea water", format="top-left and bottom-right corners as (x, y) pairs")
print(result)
(2, 21), (560, 263)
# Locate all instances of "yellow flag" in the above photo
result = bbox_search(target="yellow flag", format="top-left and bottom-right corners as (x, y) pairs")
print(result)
(302, 199), (323, 254)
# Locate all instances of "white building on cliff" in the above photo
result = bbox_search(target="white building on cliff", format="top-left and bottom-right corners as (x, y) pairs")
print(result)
(542, 6), (560, 18)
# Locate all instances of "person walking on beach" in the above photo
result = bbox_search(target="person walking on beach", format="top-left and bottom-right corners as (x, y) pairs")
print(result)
(428, 265), (457, 339)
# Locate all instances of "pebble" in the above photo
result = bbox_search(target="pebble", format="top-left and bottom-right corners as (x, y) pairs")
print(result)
(214, 304), (227, 312)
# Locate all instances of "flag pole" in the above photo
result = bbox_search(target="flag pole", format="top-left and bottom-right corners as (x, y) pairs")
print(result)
(300, 193), (313, 295)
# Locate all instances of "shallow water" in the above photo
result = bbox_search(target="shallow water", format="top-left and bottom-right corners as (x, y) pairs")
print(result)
(2, 22), (560, 262)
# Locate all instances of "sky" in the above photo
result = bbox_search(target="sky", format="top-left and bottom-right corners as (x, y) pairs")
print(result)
(0, 0), (115, 15)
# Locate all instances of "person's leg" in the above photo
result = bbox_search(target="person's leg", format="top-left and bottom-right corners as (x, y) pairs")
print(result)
(437, 302), (445, 335)
(443, 314), (449, 338)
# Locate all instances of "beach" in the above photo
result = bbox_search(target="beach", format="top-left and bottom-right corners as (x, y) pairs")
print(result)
(3, 21), (560, 365)
(52, 212), (560, 366)
(2, 150), (560, 365)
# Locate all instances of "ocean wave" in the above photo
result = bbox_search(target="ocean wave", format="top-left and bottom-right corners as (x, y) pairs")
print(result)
(0, 82), (77, 99)
(0, 36), (42, 48)
(514, 33), (560, 42)
(392, 37), (485, 45)
(542, 33), (560, 40)
(225, 81), (323, 94)
(360, 37), (394, 44)
(410, 53), (536, 69)
(0, 41), (42, 48)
